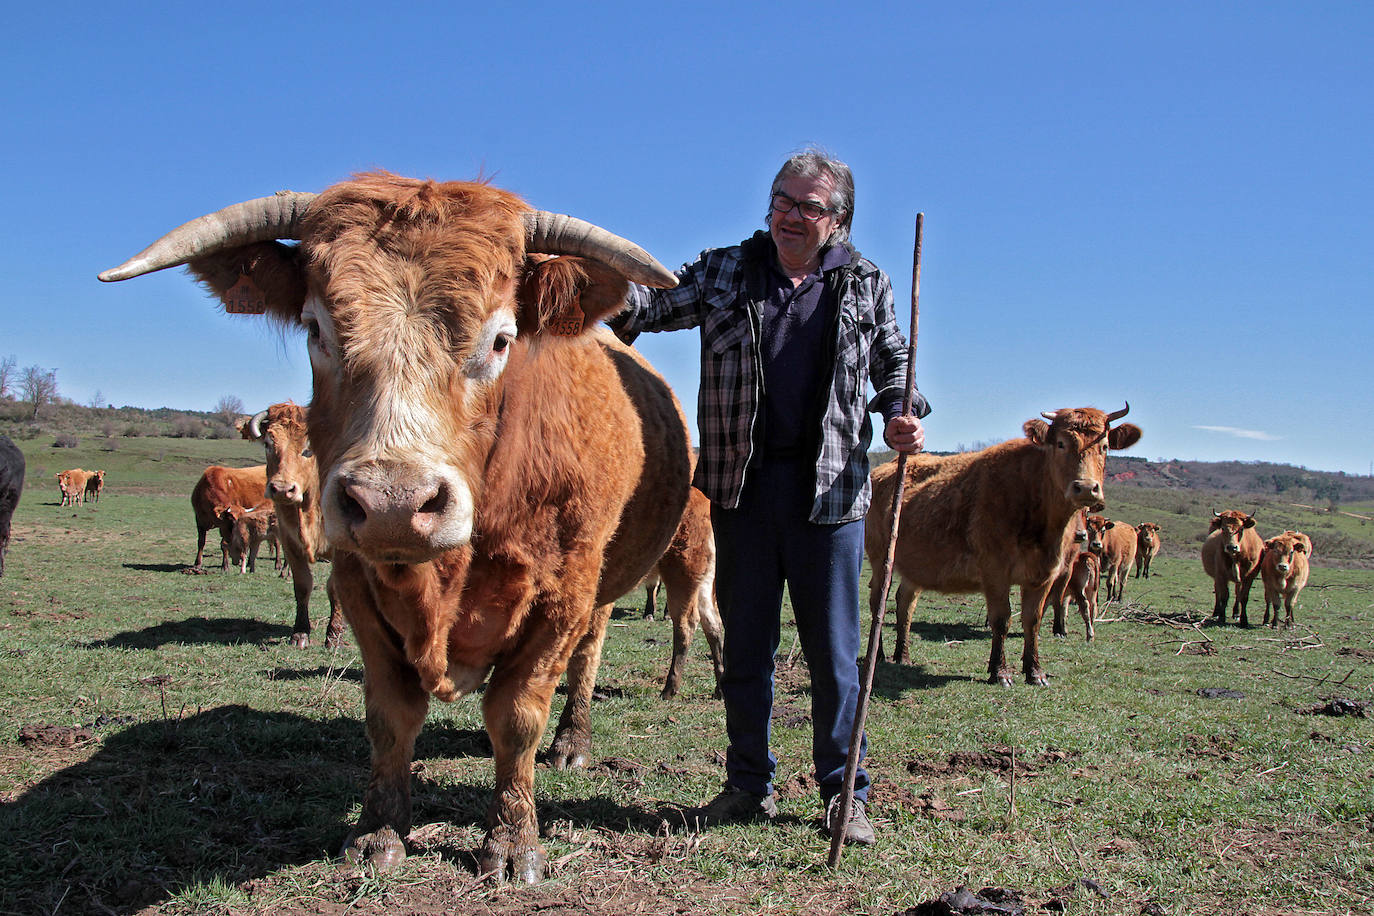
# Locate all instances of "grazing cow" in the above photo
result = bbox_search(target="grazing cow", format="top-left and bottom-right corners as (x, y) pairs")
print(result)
(57, 469), (92, 506)
(190, 465), (269, 571)
(866, 405), (1141, 684)
(248, 402), (345, 649)
(653, 487), (724, 700)
(1260, 530), (1312, 628)
(1134, 523), (1161, 578)
(0, 436), (23, 576)
(1200, 510), (1264, 626)
(1084, 515), (1137, 603)
(83, 470), (106, 503)
(222, 501), (279, 573)
(99, 172), (689, 882)
(1048, 512), (1100, 641)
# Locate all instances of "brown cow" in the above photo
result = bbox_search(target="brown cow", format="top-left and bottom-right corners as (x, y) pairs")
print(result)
(221, 501), (278, 573)
(1134, 522), (1161, 578)
(100, 172), (688, 882)
(57, 468), (91, 506)
(248, 402), (345, 649)
(190, 465), (268, 571)
(1084, 515), (1137, 603)
(1048, 512), (1100, 641)
(83, 469), (106, 503)
(653, 487), (724, 700)
(1200, 510), (1264, 626)
(1260, 530), (1312, 627)
(867, 405), (1141, 684)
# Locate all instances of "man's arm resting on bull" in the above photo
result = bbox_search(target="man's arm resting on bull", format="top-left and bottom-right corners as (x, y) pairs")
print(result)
(606, 251), (717, 343)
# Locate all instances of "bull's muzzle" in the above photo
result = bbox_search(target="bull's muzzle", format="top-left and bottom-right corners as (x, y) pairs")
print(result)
(1275, 562), (1290, 574)
(268, 479), (303, 505)
(325, 462), (474, 564)
(1068, 479), (1105, 511)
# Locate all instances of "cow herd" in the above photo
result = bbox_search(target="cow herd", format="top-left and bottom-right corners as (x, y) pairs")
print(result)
(84, 172), (1317, 881)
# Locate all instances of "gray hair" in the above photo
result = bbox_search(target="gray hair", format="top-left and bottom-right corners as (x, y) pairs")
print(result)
(767, 146), (855, 246)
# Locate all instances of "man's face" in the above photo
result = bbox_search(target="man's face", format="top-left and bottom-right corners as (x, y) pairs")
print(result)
(769, 173), (840, 268)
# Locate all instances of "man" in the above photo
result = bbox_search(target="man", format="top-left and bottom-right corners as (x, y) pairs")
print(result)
(613, 148), (928, 846)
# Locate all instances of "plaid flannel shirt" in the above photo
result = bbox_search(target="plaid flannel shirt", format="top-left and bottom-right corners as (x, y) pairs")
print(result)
(619, 231), (930, 523)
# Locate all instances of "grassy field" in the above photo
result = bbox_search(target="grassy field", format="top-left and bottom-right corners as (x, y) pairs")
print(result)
(1, 438), (1371, 915)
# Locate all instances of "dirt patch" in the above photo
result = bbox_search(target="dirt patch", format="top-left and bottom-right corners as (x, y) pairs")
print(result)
(880, 782), (966, 822)
(18, 723), (94, 747)
(1298, 696), (1371, 718)
(904, 746), (1076, 778)
(1336, 647), (1374, 662)
(1182, 733), (1240, 760)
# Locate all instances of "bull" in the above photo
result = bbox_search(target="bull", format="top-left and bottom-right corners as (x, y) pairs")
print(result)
(57, 469), (91, 507)
(0, 436), (23, 576)
(247, 403), (345, 648)
(1200, 510), (1264, 626)
(100, 172), (689, 882)
(867, 405), (1141, 684)
(83, 469), (106, 503)
(1084, 515), (1137, 603)
(1047, 512), (1099, 641)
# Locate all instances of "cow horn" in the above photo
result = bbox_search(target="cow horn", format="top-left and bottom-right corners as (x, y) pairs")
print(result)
(1040, 410), (1059, 421)
(523, 210), (678, 289)
(1106, 402), (1130, 423)
(98, 191), (317, 282)
(248, 410), (268, 440)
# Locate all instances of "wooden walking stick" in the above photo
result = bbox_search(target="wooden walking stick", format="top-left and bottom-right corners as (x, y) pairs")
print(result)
(828, 212), (923, 866)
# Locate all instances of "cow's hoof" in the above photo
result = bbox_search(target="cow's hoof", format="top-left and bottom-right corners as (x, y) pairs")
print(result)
(989, 672), (1015, 687)
(1025, 671), (1049, 686)
(479, 835), (547, 883)
(289, 632), (310, 649)
(547, 733), (590, 770)
(1052, 630), (1067, 639)
(342, 826), (406, 871)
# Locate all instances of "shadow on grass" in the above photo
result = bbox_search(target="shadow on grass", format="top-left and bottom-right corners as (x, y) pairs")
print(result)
(266, 665), (364, 684)
(0, 705), (665, 914)
(905, 619), (989, 642)
(122, 561), (192, 573)
(85, 615), (294, 649)
(870, 660), (969, 697)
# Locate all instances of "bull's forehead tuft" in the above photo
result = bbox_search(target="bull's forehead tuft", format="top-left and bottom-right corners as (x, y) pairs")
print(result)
(1048, 407), (1110, 438)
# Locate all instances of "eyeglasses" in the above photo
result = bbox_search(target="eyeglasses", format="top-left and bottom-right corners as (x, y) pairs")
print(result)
(770, 192), (834, 221)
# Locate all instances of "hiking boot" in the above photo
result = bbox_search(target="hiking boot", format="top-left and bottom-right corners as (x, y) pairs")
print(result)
(824, 796), (876, 846)
(684, 785), (777, 830)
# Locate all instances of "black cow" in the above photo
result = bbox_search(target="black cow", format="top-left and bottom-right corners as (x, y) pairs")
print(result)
(0, 436), (24, 576)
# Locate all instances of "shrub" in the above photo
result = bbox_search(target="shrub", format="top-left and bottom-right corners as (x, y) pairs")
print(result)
(99, 437), (119, 452)
(170, 418), (205, 439)
(52, 434), (79, 448)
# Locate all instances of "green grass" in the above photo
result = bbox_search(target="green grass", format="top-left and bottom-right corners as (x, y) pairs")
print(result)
(1, 441), (1371, 914)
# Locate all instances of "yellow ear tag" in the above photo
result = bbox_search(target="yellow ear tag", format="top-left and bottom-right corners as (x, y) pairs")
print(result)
(224, 273), (268, 314)
(547, 300), (585, 337)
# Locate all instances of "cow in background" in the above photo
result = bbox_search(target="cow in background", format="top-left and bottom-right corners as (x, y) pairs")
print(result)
(1048, 512), (1100, 641)
(1134, 523), (1161, 577)
(867, 405), (1141, 684)
(0, 436), (23, 576)
(1260, 530), (1312, 628)
(83, 470), (106, 503)
(100, 172), (689, 881)
(222, 501), (279, 573)
(1085, 515), (1137, 603)
(248, 402), (345, 649)
(57, 469), (91, 506)
(190, 465), (268, 571)
(1200, 510), (1264, 626)
(653, 487), (723, 699)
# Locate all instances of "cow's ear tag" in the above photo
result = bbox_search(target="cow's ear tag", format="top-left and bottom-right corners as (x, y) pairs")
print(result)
(547, 300), (584, 337)
(224, 273), (268, 314)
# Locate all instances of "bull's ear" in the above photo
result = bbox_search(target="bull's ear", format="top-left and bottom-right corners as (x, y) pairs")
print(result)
(1107, 423), (1142, 450)
(1242, 516), (1256, 529)
(1023, 418), (1050, 444)
(186, 241), (308, 324)
(517, 255), (630, 338)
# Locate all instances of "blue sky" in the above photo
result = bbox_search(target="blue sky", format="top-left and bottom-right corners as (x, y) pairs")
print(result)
(3, 2), (1370, 474)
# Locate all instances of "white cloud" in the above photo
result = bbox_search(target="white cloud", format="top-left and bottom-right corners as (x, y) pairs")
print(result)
(1192, 425), (1282, 442)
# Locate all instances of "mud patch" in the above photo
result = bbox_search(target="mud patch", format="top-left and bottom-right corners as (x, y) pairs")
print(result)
(900, 885), (1026, 915)
(1299, 696), (1370, 718)
(18, 723), (95, 747)
(1182, 733), (1240, 760)
(1336, 647), (1374, 662)
(882, 782), (966, 822)
(905, 746), (1076, 778)
(1197, 687), (1245, 699)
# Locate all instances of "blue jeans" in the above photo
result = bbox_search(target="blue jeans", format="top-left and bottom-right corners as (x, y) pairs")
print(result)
(711, 458), (869, 804)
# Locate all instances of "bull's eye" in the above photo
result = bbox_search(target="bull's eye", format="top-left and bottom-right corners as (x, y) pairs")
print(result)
(492, 333), (510, 354)
(302, 448), (313, 458)
(464, 312), (518, 382)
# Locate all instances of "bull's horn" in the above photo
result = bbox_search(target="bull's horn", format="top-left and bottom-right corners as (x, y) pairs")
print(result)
(1213, 510), (1221, 518)
(248, 410), (269, 441)
(1040, 410), (1059, 421)
(523, 210), (678, 289)
(98, 191), (317, 282)
(1106, 402), (1130, 423)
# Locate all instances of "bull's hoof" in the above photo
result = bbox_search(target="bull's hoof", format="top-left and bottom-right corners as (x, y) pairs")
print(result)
(547, 731), (590, 770)
(479, 833), (547, 883)
(659, 684), (679, 700)
(1025, 671), (1049, 686)
(289, 632), (310, 649)
(342, 826), (406, 871)
(989, 671), (1015, 687)
(1052, 630), (1067, 639)
(324, 631), (344, 650)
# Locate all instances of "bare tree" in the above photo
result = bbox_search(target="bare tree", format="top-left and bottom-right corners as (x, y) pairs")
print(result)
(20, 366), (58, 419)
(87, 389), (105, 410)
(215, 394), (245, 428)
(0, 355), (15, 399)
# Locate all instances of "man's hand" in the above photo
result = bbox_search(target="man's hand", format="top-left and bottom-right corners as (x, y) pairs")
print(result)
(884, 415), (925, 453)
